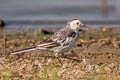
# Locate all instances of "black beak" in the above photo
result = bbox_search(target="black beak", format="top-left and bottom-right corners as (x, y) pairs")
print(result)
(79, 24), (89, 32)
(82, 24), (89, 30)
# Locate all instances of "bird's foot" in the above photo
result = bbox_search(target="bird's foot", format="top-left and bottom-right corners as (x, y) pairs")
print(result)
(56, 57), (63, 65)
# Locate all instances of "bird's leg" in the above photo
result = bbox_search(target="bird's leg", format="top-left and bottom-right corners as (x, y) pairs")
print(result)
(57, 57), (63, 65)
(61, 52), (67, 58)
(55, 52), (63, 65)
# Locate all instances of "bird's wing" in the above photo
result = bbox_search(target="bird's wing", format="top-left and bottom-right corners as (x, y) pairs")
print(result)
(38, 28), (77, 48)
(38, 37), (60, 48)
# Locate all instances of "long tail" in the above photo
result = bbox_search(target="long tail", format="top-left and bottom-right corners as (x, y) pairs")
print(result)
(9, 46), (38, 55)
(9, 42), (55, 55)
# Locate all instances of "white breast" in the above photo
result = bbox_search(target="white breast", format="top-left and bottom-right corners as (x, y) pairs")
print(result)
(61, 32), (79, 53)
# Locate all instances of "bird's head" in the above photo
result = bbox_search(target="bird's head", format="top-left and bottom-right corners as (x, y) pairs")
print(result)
(67, 19), (88, 31)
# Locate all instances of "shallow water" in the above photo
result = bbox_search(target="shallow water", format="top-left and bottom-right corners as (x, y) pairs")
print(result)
(0, 0), (120, 30)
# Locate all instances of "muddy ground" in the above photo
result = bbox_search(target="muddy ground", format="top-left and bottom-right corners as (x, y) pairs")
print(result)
(0, 27), (120, 80)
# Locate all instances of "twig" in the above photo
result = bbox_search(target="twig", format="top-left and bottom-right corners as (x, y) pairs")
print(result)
(39, 55), (83, 62)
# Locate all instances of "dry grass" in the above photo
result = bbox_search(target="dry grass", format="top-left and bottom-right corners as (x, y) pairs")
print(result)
(0, 27), (120, 80)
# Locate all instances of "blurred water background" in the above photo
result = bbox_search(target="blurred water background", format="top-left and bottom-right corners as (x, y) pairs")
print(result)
(0, 0), (120, 30)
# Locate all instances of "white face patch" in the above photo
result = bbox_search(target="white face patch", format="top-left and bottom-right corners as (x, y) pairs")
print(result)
(69, 20), (83, 30)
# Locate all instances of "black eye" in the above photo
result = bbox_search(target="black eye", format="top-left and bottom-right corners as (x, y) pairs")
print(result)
(76, 22), (79, 25)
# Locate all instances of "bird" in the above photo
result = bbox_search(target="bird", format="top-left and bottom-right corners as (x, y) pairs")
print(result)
(9, 19), (88, 64)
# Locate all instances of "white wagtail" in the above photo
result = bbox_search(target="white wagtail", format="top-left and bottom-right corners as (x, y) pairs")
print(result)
(9, 19), (88, 63)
